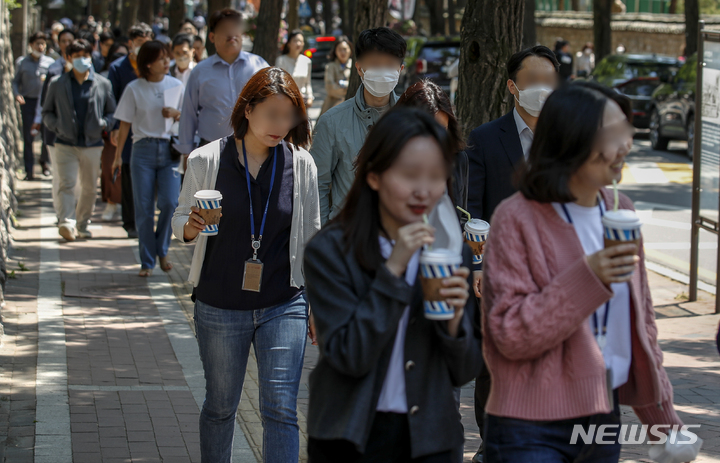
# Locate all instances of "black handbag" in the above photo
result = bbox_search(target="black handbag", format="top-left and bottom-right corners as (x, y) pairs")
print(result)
(170, 136), (182, 162)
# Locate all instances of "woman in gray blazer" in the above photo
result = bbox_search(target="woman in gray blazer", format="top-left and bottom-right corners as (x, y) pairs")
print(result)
(304, 107), (483, 462)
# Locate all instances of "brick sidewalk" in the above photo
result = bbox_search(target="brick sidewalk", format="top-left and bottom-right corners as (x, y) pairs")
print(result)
(1, 175), (719, 462)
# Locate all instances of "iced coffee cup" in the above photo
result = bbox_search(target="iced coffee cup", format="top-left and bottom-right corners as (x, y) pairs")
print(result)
(194, 190), (223, 236)
(602, 209), (642, 256)
(464, 219), (490, 265)
(419, 249), (463, 320)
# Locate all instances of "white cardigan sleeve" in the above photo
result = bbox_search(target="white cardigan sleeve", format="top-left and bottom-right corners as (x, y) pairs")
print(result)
(172, 152), (207, 244)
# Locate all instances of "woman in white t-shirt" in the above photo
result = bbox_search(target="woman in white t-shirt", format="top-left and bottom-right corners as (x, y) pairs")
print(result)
(113, 41), (184, 277)
(275, 30), (313, 107)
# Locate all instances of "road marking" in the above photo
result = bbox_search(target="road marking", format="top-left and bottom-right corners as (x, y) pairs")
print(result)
(35, 182), (71, 463)
(657, 162), (693, 184)
(628, 161), (670, 184)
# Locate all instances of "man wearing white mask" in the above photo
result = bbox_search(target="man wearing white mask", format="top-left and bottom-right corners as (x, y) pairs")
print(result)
(310, 27), (406, 224)
(465, 45), (559, 463)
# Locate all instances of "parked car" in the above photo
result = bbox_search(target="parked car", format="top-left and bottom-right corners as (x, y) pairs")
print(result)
(588, 54), (681, 129)
(303, 36), (337, 78)
(648, 54), (697, 159)
(402, 36), (460, 95)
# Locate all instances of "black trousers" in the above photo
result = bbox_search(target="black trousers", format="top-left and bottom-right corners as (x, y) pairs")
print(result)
(474, 365), (492, 441)
(308, 412), (453, 463)
(121, 162), (135, 231)
(20, 97), (38, 177)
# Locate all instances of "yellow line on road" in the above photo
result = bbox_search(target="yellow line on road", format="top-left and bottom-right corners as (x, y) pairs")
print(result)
(621, 165), (636, 184)
(657, 162), (693, 184)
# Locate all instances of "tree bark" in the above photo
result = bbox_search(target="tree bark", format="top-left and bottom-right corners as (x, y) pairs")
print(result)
(120, 0), (139, 34)
(448, 0), (457, 35)
(522, 0), (535, 49)
(338, 0), (346, 32)
(137, 0), (153, 25)
(345, 0), (388, 98)
(684, 0), (699, 57)
(253, 0), (283, 64)
(457, 0), (524, 138)
(345, 0), (356, 37)
(426, 0), (445, 36)
(307, 0), (318, 21)
(323, 0), (333, 35)
(557, 0), (564, 11)
(571, 0), (579, 10)
(288, 0), (300, 30)
(593, 0), (612, 62)
(168, 0), (185, 36)
(668, 0), (678, 14)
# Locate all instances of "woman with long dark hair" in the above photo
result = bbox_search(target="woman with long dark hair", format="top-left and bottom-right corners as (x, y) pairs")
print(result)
(276, 30), (313, 107)
(320, 35), (352, 115)
(113, 41), (183, 276)
(304, 107), (483, 462)
(171, 66), (320, 463)
(481, 83), (685, 462)
(396, 80), (468, 221)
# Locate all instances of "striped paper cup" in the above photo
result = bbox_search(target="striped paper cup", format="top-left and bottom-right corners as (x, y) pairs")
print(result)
(194, 190), (223, 236)
(464, 219), (490, 265)
(419, 249), (463, 320)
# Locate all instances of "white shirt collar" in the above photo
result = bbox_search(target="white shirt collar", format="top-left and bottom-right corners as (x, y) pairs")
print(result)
(513, 107), (534, 159)
(513, 107), (532, 136)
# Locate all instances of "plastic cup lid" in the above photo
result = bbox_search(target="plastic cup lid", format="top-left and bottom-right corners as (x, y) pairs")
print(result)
(465, 218), (490, 233)
(420, 248), (463, 265)
(194, 190), (223, 201)
(602, 209), (642, 229)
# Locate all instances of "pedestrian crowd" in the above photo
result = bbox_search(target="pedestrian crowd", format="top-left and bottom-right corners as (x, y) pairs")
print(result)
(14, 10), (703, 463)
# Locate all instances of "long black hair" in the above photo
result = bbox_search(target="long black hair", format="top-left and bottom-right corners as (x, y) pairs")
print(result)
(334, 107), (455, 273)
(517, 83), (614, 203)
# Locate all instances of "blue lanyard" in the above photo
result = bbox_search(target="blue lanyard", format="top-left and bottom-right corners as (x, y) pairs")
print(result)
(242, 139), (278, 261)
(560, 198), (611, 348)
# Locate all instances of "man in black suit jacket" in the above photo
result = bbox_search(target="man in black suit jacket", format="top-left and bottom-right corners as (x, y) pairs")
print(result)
(466, 45), (559, 463)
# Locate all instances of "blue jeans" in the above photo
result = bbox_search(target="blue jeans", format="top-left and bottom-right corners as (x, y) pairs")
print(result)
(194, 294), (309, 463)
(129, 138), (180, 269)
(484, 408), (622, 463)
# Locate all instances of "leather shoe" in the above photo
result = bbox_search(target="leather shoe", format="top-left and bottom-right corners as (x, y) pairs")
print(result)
(472, 444), (484, 463)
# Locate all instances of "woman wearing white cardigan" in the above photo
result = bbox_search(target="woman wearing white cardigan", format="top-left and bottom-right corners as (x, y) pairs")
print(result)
(171, 67), (321, 463)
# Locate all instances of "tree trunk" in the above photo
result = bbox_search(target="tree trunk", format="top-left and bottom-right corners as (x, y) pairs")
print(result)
(522, 0), (535, 48)
(457, 0), (524, 138)
(205, 0), (232, 56)
(288, 0), (300, 30)
(338, 0), (346, 32)
(448, 0), (457, 35)
(668, 0), (678, 14)
(253, 0), (283, 64)
(137, 0), (153, 25)
(120, 0), (139, 34)
(684, 0), (699, 57)
(345, 0), (388, 98)
(426, 0), (445, 36)
(323, 0), (333, 35)
(571, 0), (579, 10)
(557, 0), (564, 11)
(168, 0), (185, 36)
(307, 0), (318, 21)
(345, 0), (356, 37)
(593, 0), (612, 62)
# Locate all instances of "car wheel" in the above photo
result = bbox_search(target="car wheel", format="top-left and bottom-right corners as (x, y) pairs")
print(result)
(686, 114), (695, 161)
(649, 108), (670, 151)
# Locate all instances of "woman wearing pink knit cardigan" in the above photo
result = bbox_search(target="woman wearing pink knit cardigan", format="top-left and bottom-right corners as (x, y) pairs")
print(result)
(481, 83), (683, 462)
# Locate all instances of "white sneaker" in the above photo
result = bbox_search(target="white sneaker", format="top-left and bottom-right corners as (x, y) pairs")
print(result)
(58, 224), (76, 242)
(102, 203), (117, 221)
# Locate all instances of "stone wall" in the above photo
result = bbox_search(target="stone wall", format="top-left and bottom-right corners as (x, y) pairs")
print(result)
(536, 11), (720, 56)
(0, 1), (21, 334)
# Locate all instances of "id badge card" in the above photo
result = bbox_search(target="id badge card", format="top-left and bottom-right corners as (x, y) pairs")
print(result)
(606, 367), (614, 410)
(242, 259), (264, 292)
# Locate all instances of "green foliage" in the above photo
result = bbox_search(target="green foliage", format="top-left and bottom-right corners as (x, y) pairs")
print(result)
(4, 0), (21, 9)
(676, 0), (720, 15)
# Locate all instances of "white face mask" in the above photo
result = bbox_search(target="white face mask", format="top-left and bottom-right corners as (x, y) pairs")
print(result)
(512, 81), (553, 117)
(361, 67), (400, 98)
(31, 50), (43, 58)
(175, 56), (191, 67)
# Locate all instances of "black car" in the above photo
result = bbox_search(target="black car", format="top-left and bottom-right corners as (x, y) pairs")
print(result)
(403, 37), (460, 94)
(303, 36), (336, 78)
(648, 54), (696, 159)
(588, 54), (681, 129)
